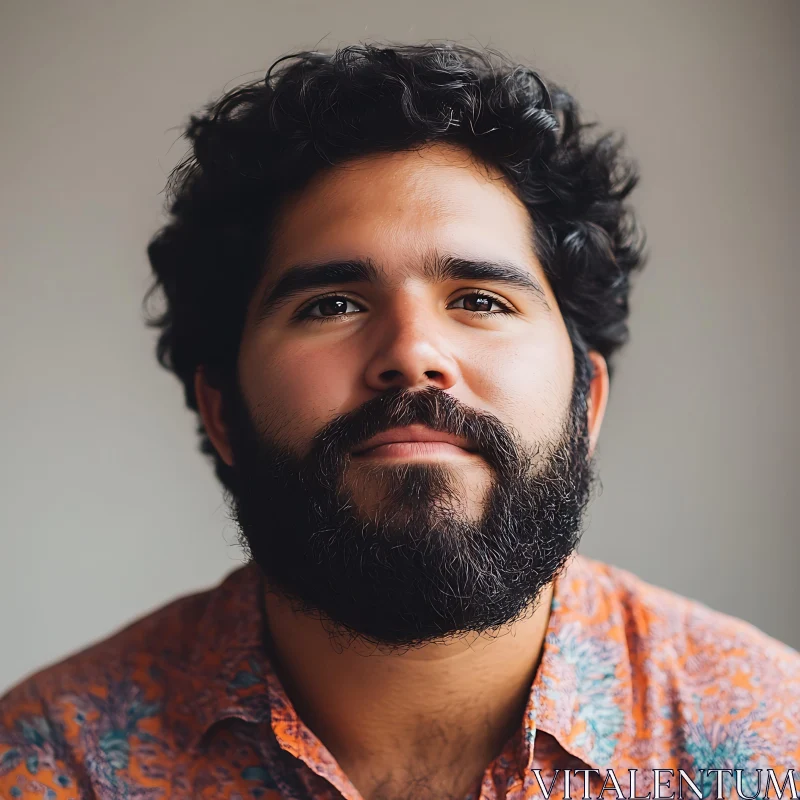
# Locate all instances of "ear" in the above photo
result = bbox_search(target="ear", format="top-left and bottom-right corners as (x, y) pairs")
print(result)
(585, 351), (610, 458)
(194, 366), (235, 467)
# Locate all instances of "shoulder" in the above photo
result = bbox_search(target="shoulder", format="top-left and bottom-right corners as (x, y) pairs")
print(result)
(581, 555), (800, 681)
(1, 578), (214, 709)
(0, 570), (242, 796)
(574, 555), (800, 762)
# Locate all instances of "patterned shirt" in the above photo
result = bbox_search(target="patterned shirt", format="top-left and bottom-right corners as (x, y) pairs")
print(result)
(1, 554), (799, 799)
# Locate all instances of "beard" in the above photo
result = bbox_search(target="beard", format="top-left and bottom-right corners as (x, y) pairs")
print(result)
(220, 354), (597, 649)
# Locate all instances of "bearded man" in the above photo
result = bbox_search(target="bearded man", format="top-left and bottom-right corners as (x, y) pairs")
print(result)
(2, 43), (798, 800)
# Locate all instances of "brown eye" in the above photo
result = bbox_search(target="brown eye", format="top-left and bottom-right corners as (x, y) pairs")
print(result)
(449, 292), (512, 314)
(463, 294), (493, 312)
(304, 296), (363, 318)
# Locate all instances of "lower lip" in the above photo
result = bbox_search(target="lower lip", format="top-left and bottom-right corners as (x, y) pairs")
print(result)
(353, 442), (476, 460)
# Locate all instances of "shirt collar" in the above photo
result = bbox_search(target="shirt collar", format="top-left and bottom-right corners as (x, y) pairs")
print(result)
(168, 561), (271, 749)
(176, 554), (636, 772)
(524, 553), (636, 771)
(173, 562), (377, 798)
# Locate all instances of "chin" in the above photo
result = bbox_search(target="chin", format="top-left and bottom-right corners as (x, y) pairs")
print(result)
(342, 462), (491, 527)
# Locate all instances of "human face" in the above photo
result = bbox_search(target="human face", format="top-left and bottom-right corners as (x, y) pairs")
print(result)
(194, 141), (606, 644)
(235, 142), (578, 521)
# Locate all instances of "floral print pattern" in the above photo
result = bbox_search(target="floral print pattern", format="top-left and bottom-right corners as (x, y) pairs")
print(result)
(2, 554), (799, 799)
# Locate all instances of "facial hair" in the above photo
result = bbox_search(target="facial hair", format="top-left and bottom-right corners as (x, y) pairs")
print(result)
(220, 356), (597, 649)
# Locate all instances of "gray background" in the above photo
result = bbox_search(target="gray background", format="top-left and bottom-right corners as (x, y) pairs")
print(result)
(1, 0), (798, 694)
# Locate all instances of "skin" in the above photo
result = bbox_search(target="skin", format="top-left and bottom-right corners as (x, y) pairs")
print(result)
(195, 141), (609, 800)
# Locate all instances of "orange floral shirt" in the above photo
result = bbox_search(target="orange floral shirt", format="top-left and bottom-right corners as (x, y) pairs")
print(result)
(2, 554), (799, 799)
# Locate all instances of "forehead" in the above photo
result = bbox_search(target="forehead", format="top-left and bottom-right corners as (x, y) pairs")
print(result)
(266, 142), (541, 280)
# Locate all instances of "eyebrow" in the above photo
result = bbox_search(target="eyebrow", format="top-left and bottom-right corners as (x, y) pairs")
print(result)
(253, 253), (549, 326)
(253, 259), (381, 325)
(423, 254), (549, 307)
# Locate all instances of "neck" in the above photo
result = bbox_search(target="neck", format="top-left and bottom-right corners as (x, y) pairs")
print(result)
(262, 584), (554, 800)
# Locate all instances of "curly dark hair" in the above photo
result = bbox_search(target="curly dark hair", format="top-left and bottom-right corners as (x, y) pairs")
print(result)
(144, 41), (646, 493)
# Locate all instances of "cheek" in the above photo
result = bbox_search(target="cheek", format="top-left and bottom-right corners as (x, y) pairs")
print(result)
(462, 323), (574, 442)
(238, 337), (360, 445)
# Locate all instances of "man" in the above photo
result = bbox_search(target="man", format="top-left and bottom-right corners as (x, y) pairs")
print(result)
(1, 42), (798, 800)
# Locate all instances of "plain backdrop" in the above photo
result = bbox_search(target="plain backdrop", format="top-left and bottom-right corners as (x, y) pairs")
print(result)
(1, 0), (798, 694)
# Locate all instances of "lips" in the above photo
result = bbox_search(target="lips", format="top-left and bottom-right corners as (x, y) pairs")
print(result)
(351, 424), (477, 455)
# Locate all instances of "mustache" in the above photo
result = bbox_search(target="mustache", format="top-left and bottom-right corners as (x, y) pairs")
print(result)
(308, 386), (527, 481)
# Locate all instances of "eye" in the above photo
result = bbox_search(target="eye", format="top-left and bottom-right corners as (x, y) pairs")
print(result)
(448, 291), (515, 316)
(296, 294), (365, 322)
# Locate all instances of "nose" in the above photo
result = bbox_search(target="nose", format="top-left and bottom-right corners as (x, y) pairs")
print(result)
(362, 303), (460, 392)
